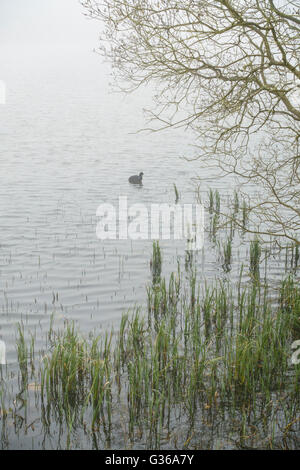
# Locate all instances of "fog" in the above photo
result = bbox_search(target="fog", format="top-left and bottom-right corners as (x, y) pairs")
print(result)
(0, 0), (100, 49)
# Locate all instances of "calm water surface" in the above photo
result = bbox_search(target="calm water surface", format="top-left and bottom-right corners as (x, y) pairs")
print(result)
(0, 44), (298, 451)
(0, 45), (291, 362)
(0, 46), (209, 358)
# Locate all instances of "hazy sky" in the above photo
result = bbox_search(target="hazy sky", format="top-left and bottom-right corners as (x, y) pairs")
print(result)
(0, 0), (101, 48)
(0, 0), (293, 50)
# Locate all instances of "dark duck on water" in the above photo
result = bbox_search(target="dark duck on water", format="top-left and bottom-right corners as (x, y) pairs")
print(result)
(129, 172), (144, 184)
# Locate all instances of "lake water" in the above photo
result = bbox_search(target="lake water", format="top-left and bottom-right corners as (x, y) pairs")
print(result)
(0, 46), (215, 359)
(1, 44), (295, 361)
(1, 44), (296, 360)
(0, 43), (298, 450)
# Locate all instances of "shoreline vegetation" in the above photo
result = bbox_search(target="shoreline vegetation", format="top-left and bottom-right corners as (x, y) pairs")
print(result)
(0, 191), (299, 450)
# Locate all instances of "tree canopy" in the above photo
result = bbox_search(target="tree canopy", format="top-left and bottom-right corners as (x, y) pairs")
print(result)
(82, 0), (300, 245)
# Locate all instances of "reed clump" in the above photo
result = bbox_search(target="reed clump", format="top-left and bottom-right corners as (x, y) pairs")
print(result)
(1, 246), (297, 450)
(222, 237), (232, 272)
(1, 237), (299, 450)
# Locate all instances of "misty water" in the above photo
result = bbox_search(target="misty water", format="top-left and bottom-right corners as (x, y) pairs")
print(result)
(0, 46), (198, 348)
(0, 44), (298, 449)
(0, 44), (237, 357)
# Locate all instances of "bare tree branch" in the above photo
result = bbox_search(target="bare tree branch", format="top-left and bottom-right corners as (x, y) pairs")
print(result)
(82, 0), (300, 245)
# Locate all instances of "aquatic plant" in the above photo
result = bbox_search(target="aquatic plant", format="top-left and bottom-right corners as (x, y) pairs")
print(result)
(151, 241), (162, 285)
(1, 241), (299, 450)
(250, 237), (261, 281)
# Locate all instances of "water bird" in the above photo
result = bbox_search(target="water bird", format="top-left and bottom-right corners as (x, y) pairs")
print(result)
(0, 340), (6, 365)
(129, 172), (144, 184)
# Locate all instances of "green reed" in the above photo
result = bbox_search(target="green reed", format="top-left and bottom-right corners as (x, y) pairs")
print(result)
(151, 241), (162, 285)
(233, 190), (239, 214)
(222, 237), (232, 272)
(16, 323), (29, 388)
(242, 199), (249, 229)
(2, 239), (299, 450)
(250, 237), (261, 281)
(208, 189), (220, 215)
